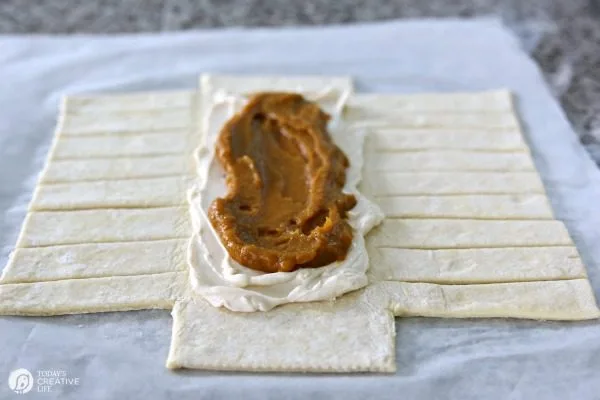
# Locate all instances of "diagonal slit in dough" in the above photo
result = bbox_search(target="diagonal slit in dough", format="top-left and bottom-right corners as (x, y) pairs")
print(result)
(0, 239), (187, 283)
(375, 194), (554, 219)
(0, 271), (187, 316)
(16, 207), (190, 247)
(30, 177), (189, 211)
(367, 246), (586, 283)
(368, 219), (573, 248)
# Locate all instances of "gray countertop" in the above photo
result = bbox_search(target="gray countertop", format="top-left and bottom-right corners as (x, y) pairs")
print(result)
(1, 0), (599, 164)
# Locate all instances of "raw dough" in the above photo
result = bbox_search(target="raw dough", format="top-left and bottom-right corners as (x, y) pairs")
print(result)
(61, 109), (191, 135)
(51, 132), (191, 159)
(17, 207), (190, 247)
(166, 289), (396, 372)
(0, 83), (598, 377)
(368, 246), (586, 283)
(364, 150), (535, 171)
(31, 176), (188, 210)
(0, 271), (186, 315)
(375, 194), (554, 219)
(369, 219), (573, 248)
(0, 239), (187, 283)
(348, 90), (513, 112)
(347, 111), (519, 130)
(369, 129), (528, 151)
(382, 279), (600, 320)
(41, 156), (192, 183)
(65, 91), (195, 113)
(367, 172), (545, 196)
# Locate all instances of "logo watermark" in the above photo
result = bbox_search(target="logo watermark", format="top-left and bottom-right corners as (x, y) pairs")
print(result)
(8, 369), (33, 394)
(8, 368), (80, 394)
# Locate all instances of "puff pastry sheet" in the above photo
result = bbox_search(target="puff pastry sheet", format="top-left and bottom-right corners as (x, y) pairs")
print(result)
(1, 80), (598, 375)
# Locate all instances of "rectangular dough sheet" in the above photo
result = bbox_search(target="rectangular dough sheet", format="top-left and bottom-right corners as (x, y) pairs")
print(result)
(349, 90), (513, 112)
(41, 155), (192, 183)
(376, 194), (554, 219)
(60, 109), (192, 135)
(16, 207), (190, 247)
(64, 91), (195, 113)
(30, 176), (188, 211)
(364, 150), (535, 172)
(369, 129), (528, 151)
(166, 291), (396, 372)
(378, 280), (600, 320)
(51, 132), (191, 159)
(368, 246), (586, 283)
(0, 271), (186, 316)
(367, 172), (545, 196)
(0, 239), (187, 283)
(369, 219), (573, 248)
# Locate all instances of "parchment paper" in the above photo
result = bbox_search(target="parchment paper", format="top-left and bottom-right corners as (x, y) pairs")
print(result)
(1, 19), (599, 400)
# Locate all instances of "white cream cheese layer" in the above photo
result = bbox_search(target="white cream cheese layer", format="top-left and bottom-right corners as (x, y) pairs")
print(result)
(188, 87), (384, 312)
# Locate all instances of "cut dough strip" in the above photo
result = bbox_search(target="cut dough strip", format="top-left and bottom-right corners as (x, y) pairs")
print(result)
(41, 156), (192, 183)
(0, 239), (187, 283)
(369, 219), (573, 248)
(376, 194), (554, 219)
(17, 207), (190, 247)
(368, 246), (586, 283)
(346, 112), (519, 130)
(166, 291), (396, 372)
(31, 176), (188, 211)
(51, 132), (191, 159)
(378, 280), (600, 320)
(367, 172), (545, 196)
(64, 91), (195, 113)
(0, 271), (186, 316)
(60, 109), (191, 135)
(364, 150), (535, 172)
(349, 90), (513, 113)
(369, 129), (528, 152)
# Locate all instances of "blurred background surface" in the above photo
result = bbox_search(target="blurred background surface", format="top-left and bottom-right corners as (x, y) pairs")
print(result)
(1, 0), (599, 162)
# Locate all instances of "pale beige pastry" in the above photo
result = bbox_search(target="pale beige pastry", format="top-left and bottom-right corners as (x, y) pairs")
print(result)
(369, 128), (529, 151)
(364, 150), (535, 172)
(51, 132), (192, 159)
(367, 171), (545, 196)
(369, 219), (573, 248)
(30, 176), (188, 211)
(376, 194), (554, 219)
(41, 156), (192, 183)
(367, 246), (586, 283)
(0, 239), (187, 283)
(347, 111), (519, 130)
(17, 207), (190, 247)
(0, 79), (598, 377)
(61, 109), (191, 135)
(0, 272), (186, 316)
(64, 91), (195, 113)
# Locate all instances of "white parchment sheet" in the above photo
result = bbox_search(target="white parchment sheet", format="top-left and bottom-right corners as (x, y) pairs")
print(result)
(1, 19), (599, 400)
